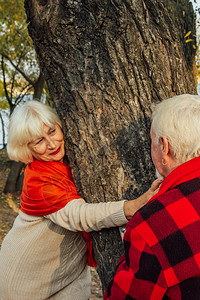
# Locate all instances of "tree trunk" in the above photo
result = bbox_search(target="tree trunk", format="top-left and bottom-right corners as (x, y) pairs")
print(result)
(3, 161), (25, 194)
(33, 70), (45, 99)
(165, 0), (197, 73)
(0, 112), (6, 149)
(24, 0), (197, 290)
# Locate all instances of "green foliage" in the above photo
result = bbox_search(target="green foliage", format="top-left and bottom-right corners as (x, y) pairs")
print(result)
(0, 79), (9, 108)
(0, 98), (9, 110)
(0, 0), (33, 61)
(0, 0), (41, 112)
(0, 80), (4, 97)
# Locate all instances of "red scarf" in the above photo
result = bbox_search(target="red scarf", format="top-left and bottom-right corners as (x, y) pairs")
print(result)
(149, 156), (200, 202)
(20, 160), (97, 267)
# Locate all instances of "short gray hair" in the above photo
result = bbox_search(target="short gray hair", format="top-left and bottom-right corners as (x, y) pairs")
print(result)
(151, 94), (200, 164)
(7, 100), (62, 164)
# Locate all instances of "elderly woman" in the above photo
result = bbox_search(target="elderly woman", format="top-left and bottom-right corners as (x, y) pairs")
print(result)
(105, 94), (200, 300)
(0, 101), (161, 300)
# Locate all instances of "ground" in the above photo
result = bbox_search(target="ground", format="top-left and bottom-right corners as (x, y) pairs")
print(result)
(0, 149), (103, 299)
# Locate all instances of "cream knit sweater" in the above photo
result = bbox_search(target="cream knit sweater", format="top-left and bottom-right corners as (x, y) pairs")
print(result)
(0, 198), (127, 300)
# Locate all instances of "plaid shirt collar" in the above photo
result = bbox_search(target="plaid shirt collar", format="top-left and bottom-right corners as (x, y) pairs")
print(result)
(149, 156), (200, 203)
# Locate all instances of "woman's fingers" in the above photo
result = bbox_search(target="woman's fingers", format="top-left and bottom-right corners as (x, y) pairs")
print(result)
(124, 177), (164, 220)
(150, 177), (163, 192)
(145, 177), (163, 200)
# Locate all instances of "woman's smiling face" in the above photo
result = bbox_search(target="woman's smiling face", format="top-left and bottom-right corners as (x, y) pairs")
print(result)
(28, 123), (65, 162)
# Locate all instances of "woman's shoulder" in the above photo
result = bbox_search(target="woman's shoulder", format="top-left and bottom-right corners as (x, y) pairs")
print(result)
(28, 160), (65, 172)
(25, 160), (70, 181)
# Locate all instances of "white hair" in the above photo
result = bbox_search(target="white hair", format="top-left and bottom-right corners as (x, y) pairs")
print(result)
(7, 100), (62, 164)
(151, 94), (200, 164)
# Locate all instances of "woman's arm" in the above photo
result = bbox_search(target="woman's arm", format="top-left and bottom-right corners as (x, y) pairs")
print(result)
(44, 199), (127, 232)
(44, 178), (163, 232)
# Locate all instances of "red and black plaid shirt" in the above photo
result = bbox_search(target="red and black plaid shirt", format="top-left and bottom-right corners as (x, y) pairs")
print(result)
(105, 176), (200, 299)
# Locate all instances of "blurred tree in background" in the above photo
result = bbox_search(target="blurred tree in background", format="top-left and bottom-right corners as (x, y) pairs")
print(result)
(0, 0), (46, 192)
(0, 0), (46, 114)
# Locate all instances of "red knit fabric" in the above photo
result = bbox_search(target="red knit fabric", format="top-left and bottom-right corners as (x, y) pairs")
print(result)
(20, 160), (97, 267)
(105, 157), (200, 299)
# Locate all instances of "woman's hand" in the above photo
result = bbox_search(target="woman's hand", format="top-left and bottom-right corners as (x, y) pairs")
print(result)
(124, 177), (163, 220)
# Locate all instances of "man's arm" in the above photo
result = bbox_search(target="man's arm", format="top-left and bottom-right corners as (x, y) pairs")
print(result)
(104, 227), (167, 300)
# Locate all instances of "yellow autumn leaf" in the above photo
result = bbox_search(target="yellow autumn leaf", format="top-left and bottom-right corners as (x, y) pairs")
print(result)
(185, 39), (193, 43)
(184, 31), (192, 38)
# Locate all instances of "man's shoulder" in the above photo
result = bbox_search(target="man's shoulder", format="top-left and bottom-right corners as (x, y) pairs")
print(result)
(124, 180), (200, 283)
(127, 189), (180, 228)
(126, 182), (200, 242)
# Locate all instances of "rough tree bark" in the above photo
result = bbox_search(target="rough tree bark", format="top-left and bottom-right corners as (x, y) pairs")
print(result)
(24, 0), (196, 290)
(165, 0), (197, 73)
(33, 70), (45, 99)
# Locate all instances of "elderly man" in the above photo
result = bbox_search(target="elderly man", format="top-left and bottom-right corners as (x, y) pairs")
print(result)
(105, 94), (200, 300)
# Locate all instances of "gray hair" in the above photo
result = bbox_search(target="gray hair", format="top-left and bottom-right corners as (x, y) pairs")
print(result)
(151, 94), (200, 164)
(7, 100), (62, 164)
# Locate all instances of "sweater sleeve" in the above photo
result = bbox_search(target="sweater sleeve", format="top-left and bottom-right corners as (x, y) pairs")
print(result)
(44, 198), (128, 232)
(104, 227), (168, 300)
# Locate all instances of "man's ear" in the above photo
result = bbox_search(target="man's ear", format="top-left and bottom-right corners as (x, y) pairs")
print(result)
(160, 137), (169, 156)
